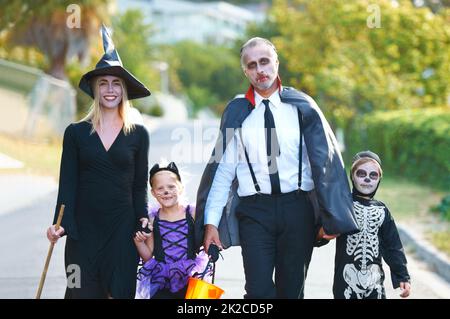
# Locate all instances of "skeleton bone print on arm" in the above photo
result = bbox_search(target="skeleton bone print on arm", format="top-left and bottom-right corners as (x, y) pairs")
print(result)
(343, 202), (385, 299)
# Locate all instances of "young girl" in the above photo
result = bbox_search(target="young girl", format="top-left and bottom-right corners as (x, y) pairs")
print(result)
(134, 162), (211, 299)
(333, 150), (411, 299)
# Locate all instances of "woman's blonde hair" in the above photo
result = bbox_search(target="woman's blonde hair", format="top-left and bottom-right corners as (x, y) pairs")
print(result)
(80, 76), (135, 135)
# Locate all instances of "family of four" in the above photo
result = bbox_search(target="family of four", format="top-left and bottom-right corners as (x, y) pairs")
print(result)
(46, 26), (411, 299)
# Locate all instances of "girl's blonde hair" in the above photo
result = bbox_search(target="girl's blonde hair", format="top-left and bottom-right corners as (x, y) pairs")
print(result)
(80, 76), (135, 135)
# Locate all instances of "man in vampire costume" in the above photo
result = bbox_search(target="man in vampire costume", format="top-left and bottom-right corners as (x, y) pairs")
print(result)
(195, 37), (359, 299)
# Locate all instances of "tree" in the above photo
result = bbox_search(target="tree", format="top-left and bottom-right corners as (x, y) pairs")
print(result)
(111, 9), (160, 111)
(191, 0), (272, 4)
(0, 0), (109, 80)
(167, 41), (247, 114)
(255, 0), (450, 128)
(418, 0), (450, 13)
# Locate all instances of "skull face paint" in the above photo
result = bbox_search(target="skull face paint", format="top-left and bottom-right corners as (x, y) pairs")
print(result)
(352, 161), (380, 195)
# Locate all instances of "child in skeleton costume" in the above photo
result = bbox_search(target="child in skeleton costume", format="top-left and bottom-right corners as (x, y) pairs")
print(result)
(333, 151), (411, 299)
(134, 162), (211, 299)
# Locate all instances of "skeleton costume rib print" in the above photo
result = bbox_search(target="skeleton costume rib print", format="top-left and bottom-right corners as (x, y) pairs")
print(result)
(334, 197), (410, 299)
(344, 201), (385, 299)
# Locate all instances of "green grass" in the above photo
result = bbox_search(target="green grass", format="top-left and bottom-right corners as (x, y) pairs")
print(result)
(376, 176), (450, 257)
(430, 232), (450, 256)
(377, 176), (445, 220)
(0, 133), (61, 179)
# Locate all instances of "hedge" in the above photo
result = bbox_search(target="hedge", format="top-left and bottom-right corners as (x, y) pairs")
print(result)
(345, 108), (450, 190)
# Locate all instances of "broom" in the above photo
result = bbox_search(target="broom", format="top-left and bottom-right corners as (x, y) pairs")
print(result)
(36, 204), (65, 299)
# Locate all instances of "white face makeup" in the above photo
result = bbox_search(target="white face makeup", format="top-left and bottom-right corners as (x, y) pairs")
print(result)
(352, 161), (380, 195)
(242, 43), (279, 96)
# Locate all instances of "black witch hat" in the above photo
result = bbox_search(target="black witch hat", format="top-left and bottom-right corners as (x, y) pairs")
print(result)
(78, 25), (151, 100)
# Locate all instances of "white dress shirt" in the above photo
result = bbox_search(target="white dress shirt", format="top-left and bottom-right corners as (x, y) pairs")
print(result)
(204, 90), (314, 226)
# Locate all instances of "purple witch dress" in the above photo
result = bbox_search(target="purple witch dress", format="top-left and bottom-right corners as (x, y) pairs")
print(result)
(135, 205), (210, 299)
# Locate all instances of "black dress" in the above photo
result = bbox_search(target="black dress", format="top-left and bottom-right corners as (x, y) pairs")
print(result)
(53, 121), (149, 298)
(333, 195), (410, 299)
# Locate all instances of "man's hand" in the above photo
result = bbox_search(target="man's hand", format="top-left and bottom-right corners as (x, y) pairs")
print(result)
(323, 233), (339, 240)
(399, 282), (411, 298)
(203, 224), (223, 254)
(46, 225), (65, 243)
(316, 227), (339, 241)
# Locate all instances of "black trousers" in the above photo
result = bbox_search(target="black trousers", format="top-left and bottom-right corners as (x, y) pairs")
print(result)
(236, 190), (316, 299)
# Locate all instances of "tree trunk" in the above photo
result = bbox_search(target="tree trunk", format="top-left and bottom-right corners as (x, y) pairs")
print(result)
(48, 57), (67, 81)
(47, 41), (68, 81)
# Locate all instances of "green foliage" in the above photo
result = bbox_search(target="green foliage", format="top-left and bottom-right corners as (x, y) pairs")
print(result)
(189, 0), (271, 4)
(167, 41), (247, 114)
(346, 107), (450, 190)
(430, 231), (450, 256)
(148, 104), (164, 117)
(186, 85), (220, 116)
(432, 195), (450, 221)
(255, 0), (450, 128)
(0, 0), (109, 79)
(112, 9), (160, 113)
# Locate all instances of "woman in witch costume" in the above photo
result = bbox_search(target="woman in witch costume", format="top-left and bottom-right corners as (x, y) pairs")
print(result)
(46, 25), (151, 298)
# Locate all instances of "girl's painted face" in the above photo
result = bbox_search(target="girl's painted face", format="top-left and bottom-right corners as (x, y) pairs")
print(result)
(98, 75), (123, 109)
(151, 171), (182, 209)
(352, 161), (380, 195)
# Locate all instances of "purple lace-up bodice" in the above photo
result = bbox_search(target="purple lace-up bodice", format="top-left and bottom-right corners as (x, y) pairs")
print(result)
(135, 205), (210, 299)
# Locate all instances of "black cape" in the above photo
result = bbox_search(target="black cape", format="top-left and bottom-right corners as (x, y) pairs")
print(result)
(194, 87), (359, 250)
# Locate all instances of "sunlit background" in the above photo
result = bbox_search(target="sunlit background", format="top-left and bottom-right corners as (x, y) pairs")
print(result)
(0, 0), (448, 298)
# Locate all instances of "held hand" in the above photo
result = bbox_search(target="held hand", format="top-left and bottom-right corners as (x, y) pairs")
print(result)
(322, 232), (339, 240)
(207, 243), (220, 263)
(134, 231), (152, 243)
(137, 217), (152, 234)
(316, 227), (339, 241)
(203, 224), (223, 254)
(139, 217), (149, 229)
(399, 282), (411, 298)
(46, 225), (65, 243)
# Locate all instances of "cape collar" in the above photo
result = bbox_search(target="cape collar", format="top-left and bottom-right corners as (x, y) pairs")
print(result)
(244, 76), (282, 108)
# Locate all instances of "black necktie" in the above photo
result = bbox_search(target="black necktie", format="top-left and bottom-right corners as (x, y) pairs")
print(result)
(263, 99), (281, 194)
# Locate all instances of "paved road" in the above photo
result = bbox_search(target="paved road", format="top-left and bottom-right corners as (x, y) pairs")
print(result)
(1, 120), (449, 299)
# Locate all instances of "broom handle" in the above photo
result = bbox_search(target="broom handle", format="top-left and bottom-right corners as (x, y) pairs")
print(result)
(36, 204), (65, 299)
